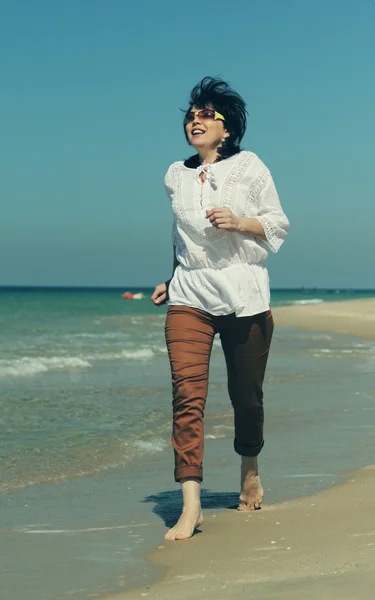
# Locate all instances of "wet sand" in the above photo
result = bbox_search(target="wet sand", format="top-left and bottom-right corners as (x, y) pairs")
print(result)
(103, 299), (375, 600)
(104, 466), (375, 600)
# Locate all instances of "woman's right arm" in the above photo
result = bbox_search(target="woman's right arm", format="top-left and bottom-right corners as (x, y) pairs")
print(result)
(152, 165), (178, 306)
(151, 247), (179, 306)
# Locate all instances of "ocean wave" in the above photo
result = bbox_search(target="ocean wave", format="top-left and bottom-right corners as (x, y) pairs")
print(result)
(313, 345), (375, 360)
(0, 356), (91, 378)
(65, 332), (130, 340)
(87, 347), (155, 361)
(291, 299), (325, 306)
(313, 348), (336, 358)
(118, 348), (154, 360)
(0, 346), (162, 378)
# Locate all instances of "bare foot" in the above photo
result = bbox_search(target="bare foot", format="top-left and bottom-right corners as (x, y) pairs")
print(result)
(165, 477), (203, 541)
(238, 456), (264, 511)
(165, 506), (204, 541)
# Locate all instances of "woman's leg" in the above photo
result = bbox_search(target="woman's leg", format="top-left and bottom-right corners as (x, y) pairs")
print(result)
(164, 305), (215, 539)
(218, 310), (274, 510)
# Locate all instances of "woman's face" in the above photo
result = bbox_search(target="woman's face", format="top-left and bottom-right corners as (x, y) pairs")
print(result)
(184, 106), (230, 151)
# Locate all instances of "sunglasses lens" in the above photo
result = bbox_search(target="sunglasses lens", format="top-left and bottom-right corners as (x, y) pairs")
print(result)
(184, 112), (195, 122)
(200, 110), (215, 119)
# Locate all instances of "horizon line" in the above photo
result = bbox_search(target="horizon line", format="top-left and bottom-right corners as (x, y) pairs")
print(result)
(1, 285), (375, 293)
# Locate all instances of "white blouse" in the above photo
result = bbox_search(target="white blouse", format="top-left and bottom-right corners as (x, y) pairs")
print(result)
(164, 150), (289, 317)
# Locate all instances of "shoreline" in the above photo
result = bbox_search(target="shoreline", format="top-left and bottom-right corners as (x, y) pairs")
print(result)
(103, 298), (375, 599)
(104, 466), (375, 600)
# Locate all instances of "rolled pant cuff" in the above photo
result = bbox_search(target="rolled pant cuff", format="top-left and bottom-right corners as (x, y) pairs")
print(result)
(174, 465), (203, 483)
(234, 439), (264, 457)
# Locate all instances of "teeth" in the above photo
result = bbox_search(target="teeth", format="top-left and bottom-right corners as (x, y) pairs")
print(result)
(192, 130), (204, 134)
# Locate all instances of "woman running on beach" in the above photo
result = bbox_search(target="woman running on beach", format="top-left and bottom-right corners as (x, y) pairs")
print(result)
(151, 77), (289, 541)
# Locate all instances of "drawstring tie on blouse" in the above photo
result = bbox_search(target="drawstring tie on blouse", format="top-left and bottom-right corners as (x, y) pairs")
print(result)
(195, 163), (217, 188)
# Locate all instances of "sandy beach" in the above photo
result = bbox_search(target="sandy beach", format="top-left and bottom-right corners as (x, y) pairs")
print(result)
(273, 297), (375, 340)
(106, 466), (375, 600)
(102, 298), (375, 600)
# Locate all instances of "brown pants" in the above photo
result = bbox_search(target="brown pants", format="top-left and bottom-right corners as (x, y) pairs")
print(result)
(165, 305), (274, 482)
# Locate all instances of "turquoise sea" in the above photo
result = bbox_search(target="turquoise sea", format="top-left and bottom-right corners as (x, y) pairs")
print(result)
(1, 287), (375, 599)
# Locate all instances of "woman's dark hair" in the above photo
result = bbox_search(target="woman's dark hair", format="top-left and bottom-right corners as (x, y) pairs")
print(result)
(183, 76), (247, 167)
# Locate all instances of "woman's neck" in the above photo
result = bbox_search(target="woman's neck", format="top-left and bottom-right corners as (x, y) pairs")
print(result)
(198, 146), (220, 165)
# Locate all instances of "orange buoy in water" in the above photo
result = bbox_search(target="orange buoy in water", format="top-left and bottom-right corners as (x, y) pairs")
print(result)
(121, 292), (145, 299)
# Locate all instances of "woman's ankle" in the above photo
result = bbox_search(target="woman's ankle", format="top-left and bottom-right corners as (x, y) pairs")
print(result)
(180, 477), (201, 508)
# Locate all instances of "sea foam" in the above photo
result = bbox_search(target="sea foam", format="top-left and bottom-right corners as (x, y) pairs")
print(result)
(291, 299), (325, 305)
(0, 356), (91, 378)
(0, 346), (161, 378)
(89, 348), (155, 361)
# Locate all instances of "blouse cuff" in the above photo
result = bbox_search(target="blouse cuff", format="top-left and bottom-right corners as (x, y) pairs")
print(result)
(254, 216), (286, 253)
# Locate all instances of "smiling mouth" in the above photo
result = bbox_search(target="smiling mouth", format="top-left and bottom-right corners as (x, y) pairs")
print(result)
(192, 129), (205, 136)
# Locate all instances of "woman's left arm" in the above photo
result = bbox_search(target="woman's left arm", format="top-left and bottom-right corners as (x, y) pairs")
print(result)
(206, 171), (289, 253)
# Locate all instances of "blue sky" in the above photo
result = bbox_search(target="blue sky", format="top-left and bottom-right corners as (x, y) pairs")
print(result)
(1, 0), (374, 288)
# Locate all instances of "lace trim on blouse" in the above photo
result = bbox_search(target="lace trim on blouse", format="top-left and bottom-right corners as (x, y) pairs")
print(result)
(242, 167), (270, 216)
(254, 216), (283, 253)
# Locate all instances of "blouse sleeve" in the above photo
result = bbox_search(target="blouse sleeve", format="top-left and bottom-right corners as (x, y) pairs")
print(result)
(165, 164), (177, 246)
(164, 165), (174, 198)
(253, 170), (290, 253)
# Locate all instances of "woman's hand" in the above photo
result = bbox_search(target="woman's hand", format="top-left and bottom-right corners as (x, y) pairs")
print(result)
(206, 209), (266, 239)
(205, 208), (241, 232)
(151, 282), (169, 306)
